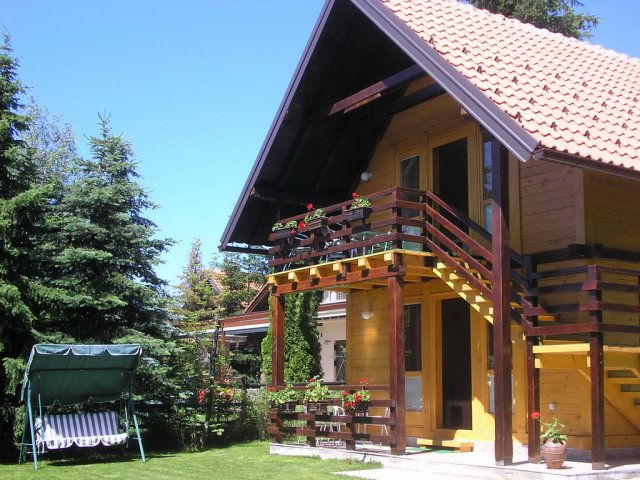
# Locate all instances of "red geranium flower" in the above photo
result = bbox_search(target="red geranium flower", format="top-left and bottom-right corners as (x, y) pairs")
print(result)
(352, 192), (359, 199)
(342, 390), (348, 397)
(531, 411), (541, 420)
(309, 377), (315, 383)
(267, 386), (275, 392)
(359, 377), (368, 385)
(306, 203), (314, 211)
(298, 221), (306, 229)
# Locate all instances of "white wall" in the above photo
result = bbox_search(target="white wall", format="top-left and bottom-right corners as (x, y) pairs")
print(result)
(318, 318), (346, 382)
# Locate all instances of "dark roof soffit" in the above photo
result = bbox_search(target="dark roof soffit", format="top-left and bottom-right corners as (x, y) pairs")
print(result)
(350, 0), (540, 162)
(220, 0), (337, 251)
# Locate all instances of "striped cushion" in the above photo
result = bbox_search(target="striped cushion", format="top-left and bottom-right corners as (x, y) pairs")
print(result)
(35, 412), (128, 450)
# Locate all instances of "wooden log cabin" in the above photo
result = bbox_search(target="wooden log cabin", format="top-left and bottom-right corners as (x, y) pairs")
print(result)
(219, 0), (640, 470)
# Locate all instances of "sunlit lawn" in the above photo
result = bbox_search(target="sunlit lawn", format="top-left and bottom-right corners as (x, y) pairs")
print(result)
(1, 441), (377, 480)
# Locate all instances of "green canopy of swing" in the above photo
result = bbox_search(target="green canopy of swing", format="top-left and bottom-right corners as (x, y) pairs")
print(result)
(21, 344), (142, 407)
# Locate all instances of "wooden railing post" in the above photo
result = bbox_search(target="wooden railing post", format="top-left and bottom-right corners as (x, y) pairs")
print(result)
(588, 265), (605, 470)
(524, 255), (541, 463)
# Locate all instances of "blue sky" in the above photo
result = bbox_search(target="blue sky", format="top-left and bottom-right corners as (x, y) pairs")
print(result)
(3, 1), (639, 289)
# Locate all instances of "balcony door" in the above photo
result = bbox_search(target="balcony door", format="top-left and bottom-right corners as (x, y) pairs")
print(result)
(433, 138), (469, 218)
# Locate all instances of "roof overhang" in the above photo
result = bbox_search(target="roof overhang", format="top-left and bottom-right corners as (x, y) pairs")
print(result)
(219, 0), (548, 251)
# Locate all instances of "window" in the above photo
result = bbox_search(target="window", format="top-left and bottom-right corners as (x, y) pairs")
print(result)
(404, 303), (423, 412)
(482, 135), (494, 233)
(404, 304), (422, 371)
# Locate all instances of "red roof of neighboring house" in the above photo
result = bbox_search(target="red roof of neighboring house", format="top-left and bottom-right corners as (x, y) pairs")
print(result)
(380, 0), (640, 171)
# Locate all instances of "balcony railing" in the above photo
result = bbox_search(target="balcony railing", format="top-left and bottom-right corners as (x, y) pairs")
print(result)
(268, 187), (432, 271)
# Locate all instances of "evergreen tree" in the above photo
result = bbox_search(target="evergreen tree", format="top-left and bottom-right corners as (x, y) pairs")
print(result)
(465, 0), (599, 39)
(261, 291), (323, 383)
(214, 253), (268, 317)
(0, 34), (49, 458)
(35, 114), (173, 342)
(173, 238), (218, 324)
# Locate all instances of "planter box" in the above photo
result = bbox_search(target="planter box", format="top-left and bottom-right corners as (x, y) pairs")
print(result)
(273, 228), (294, 240)
(307, 216), (330, 235)
(344, 207), (372, 222)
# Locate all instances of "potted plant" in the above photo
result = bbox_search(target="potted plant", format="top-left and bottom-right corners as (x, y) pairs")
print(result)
(303, 376), (332, 412)
(341, 377), (371, 414)
(272, 220), (298, 240)
(303, 204), (329, 233)
(532, 411), (568, 469)
(345, 192), (372, 222)
(266, 383), (301, 411)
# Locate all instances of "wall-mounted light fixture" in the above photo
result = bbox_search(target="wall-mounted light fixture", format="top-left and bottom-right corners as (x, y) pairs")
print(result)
(361, 310), (373, 320)
(548, 402), (557, 413)
(360, 171), (372, 182)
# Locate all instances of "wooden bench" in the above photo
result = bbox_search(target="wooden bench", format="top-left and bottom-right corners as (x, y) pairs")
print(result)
(417, 438), (474, 452)
(35, 412), (128, 451)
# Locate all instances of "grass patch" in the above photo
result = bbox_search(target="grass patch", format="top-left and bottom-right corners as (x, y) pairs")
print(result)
(1, 441), (377, 480)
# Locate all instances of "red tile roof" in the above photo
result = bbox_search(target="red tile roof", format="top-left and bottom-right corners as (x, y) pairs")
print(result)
(380, 0), (640, 171)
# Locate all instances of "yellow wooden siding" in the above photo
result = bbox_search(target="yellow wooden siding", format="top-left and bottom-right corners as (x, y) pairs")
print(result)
(584, 171), (640, 251)
(519, 160), (582, 254)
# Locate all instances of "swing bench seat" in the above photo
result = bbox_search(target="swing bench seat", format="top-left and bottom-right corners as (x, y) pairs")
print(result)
(36, 411), (128, 450)
(20, 344), (146, 470)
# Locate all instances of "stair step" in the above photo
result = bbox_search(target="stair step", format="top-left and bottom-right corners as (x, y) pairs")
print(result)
(417, 438), (474, 452)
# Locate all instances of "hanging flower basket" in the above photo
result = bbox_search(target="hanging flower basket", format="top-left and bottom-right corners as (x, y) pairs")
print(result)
(273, 228), (294, 240)
(345, 206), (372, 222)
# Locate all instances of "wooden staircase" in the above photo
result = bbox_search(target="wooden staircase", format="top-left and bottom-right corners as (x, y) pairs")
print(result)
(580, 351), (640, 432)
(532, 343), (640, 433)
(432, 260), (494, 323)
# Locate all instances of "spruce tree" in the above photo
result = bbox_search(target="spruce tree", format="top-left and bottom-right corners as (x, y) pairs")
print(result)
(36, 114), (173, 342)
(0, 35), (48, 458)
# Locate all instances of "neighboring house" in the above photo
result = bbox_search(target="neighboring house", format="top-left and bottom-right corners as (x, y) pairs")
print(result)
(221, 288), (347, 382)
(220, 0), (640, 469)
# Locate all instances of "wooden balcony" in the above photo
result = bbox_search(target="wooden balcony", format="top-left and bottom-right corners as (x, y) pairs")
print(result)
(267, 188), (441, 293)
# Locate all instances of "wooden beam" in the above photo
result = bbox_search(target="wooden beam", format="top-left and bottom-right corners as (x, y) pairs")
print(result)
(526, 338), (541, 463)
(272, 295), (285, 388)
(532, 344), (590, 354)
(269, 264), (402, 295)
(388, 275), (406, 455)
(588, 265), (606, 470)
(250, 187), (342, 207)
(344, 82), (445, 133)
(491, 139), (513, 466)
(329, 65), (425, 115)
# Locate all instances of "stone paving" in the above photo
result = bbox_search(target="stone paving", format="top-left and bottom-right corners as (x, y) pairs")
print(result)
(271, 443), (640, 480)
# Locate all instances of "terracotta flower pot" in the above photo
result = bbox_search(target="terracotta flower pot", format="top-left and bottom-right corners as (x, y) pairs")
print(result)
(541, 440), (567, 469)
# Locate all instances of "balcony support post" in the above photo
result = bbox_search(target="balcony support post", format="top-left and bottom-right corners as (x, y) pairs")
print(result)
(388, 272), (406, 455)
(272, 293), (285, 388)
(491, 139), (513, 466)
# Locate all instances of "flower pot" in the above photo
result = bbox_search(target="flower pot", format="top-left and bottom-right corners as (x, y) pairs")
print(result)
(307, 216), (330, 235)
(306, 400), (331, 413)
(273, 228), (294, 240)
(541, 440), (567, 469)
(345, 207), (372, 222)
(354, 401), (370, 414)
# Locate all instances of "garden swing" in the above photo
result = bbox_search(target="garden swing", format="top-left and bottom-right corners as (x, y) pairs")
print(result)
(19, 344), (146, 470)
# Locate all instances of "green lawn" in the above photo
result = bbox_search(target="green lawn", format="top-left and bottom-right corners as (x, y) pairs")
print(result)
(1, 441), (377, 480)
